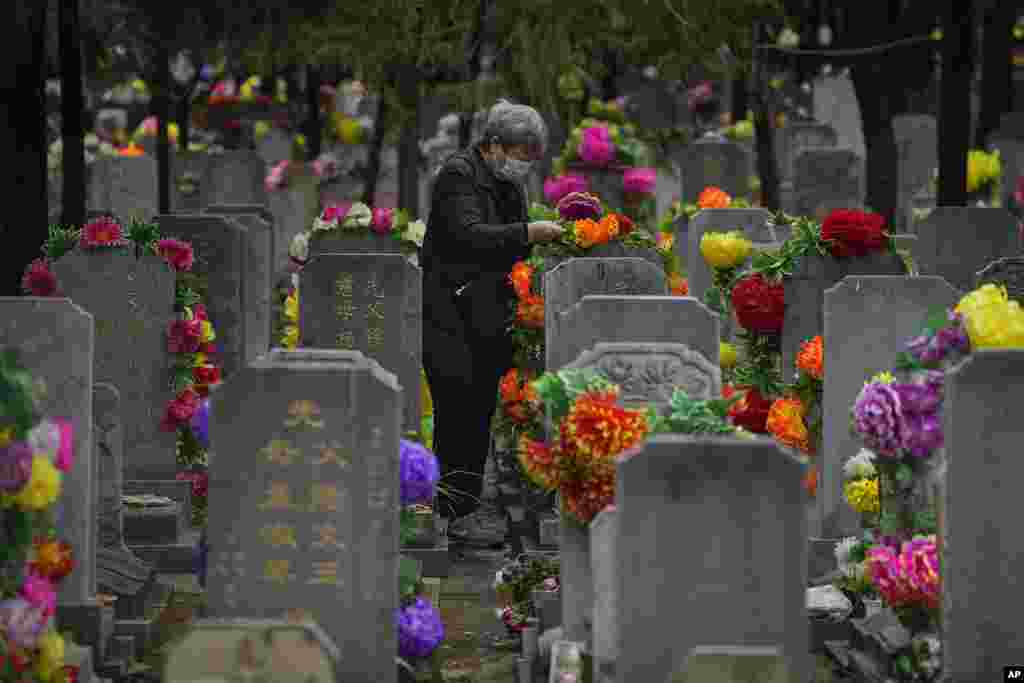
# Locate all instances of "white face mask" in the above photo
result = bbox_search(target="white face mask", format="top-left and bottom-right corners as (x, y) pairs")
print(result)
(498, 157), (533, 182)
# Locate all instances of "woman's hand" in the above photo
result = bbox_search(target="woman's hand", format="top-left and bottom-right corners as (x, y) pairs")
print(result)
(527, 221), (564, 243)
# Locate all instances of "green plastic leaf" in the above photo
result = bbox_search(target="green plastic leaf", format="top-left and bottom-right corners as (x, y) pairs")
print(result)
(879, 510), (901, 535)
(399, 508), (417, 546)
(895, 655), (912, 675)
(922, 306), (952, 335)
(913, 510), (937, 534)
(895, 463), (914, 484)
(702, 286), (724, 314)
(398, 555), (421, 601)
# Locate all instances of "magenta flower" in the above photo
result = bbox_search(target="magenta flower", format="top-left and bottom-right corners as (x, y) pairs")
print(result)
(0, 441), (33, 493)
(371, 207), (394, 234)
(556, 191), (602, 221)
(544, 174), (589, 205)
(578, 126), (615, 166)
(687, 81), (714, 112)
(1014, 175), (1024, 205)
(20, 571), (57, 616)
(21, 258), (60, 297)
(54, 419), (74, 473)
(623, 167), (657, 195)
(321, 203), (351, 222)
(156, 238), (195, 272)
(167, 319), (203, 354)
(867, 536), (940, 610)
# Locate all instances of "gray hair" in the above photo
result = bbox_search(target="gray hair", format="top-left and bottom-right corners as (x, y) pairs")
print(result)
(478, 99), (548, 159)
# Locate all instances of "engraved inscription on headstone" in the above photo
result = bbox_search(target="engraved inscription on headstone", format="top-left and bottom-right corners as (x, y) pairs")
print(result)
(975, 257), (1024, 302)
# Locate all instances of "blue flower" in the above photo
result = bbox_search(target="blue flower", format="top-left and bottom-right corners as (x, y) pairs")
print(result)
(189, 398), (210, 449)
(399, 439), (439, 506)
(395, 597), (444, 659)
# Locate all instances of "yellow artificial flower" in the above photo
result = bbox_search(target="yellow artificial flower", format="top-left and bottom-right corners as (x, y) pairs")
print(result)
(844, 478), (880, 515)
(200, 320), (215, 343)
(871, 371), (894, 384)
(338, 117), (363, 145)
(955, 283), (1007, 319)
(699, 231), (753, 269)
(239, 76), (261, 100)
(962, 300), (1024, 349)
(282, 325), (299, 350)
(254, 121), (270, 140)
(719, 341), (738, 369)
(193, 352), (207, 367)
(14, 455), (62, 510)
(966, 149), (1000, 193)
(284, 292), (299, 322)
(0, 426), (14, 448)
(34, 630), (65, 682)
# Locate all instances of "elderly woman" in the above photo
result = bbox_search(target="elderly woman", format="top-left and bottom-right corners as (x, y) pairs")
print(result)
(421, 100), (563, 547)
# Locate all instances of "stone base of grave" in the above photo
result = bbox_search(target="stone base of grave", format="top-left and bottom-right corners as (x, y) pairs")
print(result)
(538, 515), (560, 548)
(530, 589), (562, 634)
(128, 528), (203, 573)
(56, 600), (107, 669)
(65, 642), (95, 683)
(807, 537), (842, 581)
(97, 546), (158, 619)
(123, 503), (182, 546)
(113, 619), (154, 660)
(400, 540), (451, 578)
(825, 641), (897, 683)
(822, 610), (912, 682)
(123, 480), (193, 526)
(809, 617), (853, 653)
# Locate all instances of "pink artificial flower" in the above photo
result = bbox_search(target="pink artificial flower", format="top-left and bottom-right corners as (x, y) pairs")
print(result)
(0, 597), (48, 649)
(191, 304), (209, 322)
(20, 572), (57, 617)
(140, 116), (158, 136)
(21, 259), (60, 297)
(578, 126), (615, 166)
(79, 217), (128, 248)
(371, 207), (394, 234)
(544, 174), (589, 205)
(156, 238), (194, 272)
(623, 167), (657, 195)
(167, 319), (203, 354)
(687, 81), (714, 112)
(160, 388), (201, 432)
(321, 202), (351, 222)
(176, 470), (209, 498)
(211, 80), (236, 97)
(1014, 175), (1024, 205)
(54, 419), (74, 473)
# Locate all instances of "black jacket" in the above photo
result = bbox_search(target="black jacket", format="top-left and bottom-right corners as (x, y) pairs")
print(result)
(421, 147), (531, 340)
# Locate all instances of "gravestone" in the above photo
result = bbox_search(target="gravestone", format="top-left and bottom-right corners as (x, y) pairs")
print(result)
(543, 258), (668, 371)
(942, 350), (1024, 683)
(94, 382), (129, 553)
(991, 113), (1024, 209)
(672, 645), (790, 683)
(164, 618), (340, 683)
(201, 151), (267, 207)
(914, 208), (1021, 294)
(680, 137), (749, 203)
(299, 254), (421, 435)
(590, 506), (618, 683)
(0, 299), (96, 605)
(171, 152), (210, 214)
(156, 215), (248, 379)
(204, 203), (275, 226)
(892, 115), (938, 232)
(206, 350), (400, 683)
(821, 277), (960, 539)
(975, 256), (1024, 302)
(309, 230), (405, 256)
(257, 129), (293, 166)
(88, 156), (159, 222)
(779, 122), (839, 182)
(780, 248), (907, 381)
(557, 296), (720, 372)
(792, 148), (863, 220)
(50, 250), (178, 480)
(615, 435), (808, 683)
(812, 74), (865, 162)
(685, 208), (778, 306)
(269, 178), (319, 276)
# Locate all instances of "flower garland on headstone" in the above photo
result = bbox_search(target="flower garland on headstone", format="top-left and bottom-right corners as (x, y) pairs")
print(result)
(20, 216), (223, 525)
(0, 350), (79, 683)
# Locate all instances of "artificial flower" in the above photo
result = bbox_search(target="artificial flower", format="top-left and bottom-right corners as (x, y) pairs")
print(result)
(966, 149), (1000, 193)
(311, 153), (340, 181)
(622, 167), (656, 195)
(34, 630), (65, 682)
(399, 439), (440, 506)
(118, 144), (144, 157)
(30, 540), (75, 582)
(559, 459), (616, 524)
(79, 217), (127, 248)
(544, 174), (589, 205)
(156, 238), (194, 272)
(341, 202), (373, 229)
(517, 436), (563, 490)
(843, 449), (877, 479)
(700, 231), (753, 269)
(852, 382), (904, 457)
(371, 207), (394, 235)
(264, 160), (290, 193)
(509, 262), (533, 300)
(844, 477), (880, 514)
(719, 342), (738, 369)
(167, 318), (203, 354)
(687, 81), (714, 112)
(819, 209), (887, 258)
(697, 186), (731, 209)
(871, 371), (895, 384)
(796, 335), (823, 380)
(28, 420), (73, 473)
(905, 312), (970, 364)
(396, 597), (445, 659)
(177, 470), (208, 498)
(867, 536), (940, 610)
(403, 219), (427, 247)
(160, 387), (201, 432)
(669, 273), (689, 296)
(557, 192), (602, 221)
(766, 397), (811, 452)
(337, 116), (364, 145)
(578, 125), (615, 166)
(728, 386), (773, 433)
(561, 391), (648, 463)
(656, 231), (674, 251)
(802, 465), (818, 496)
(834, 536), (861, 574)
(199, 320), (215, 343)
(0, 597), (48, 649)
(284, 291), (299, 322)
(0, 440), (34, 493)
(516, 294), (545, 329)
(956, 284), (1024, 348)
(193, 364), (221, 387)
(610, 212), (635, 236)
(20, 572), (57, 616)
(189, 398), (210, 449)
(13, 456), (62, 511)
(282, 325), (299, 350)
(289, 232), (310, 265)
(21, 259), (60, 297)
(731, 273), (785, 334)
(572, 218), (606, 249)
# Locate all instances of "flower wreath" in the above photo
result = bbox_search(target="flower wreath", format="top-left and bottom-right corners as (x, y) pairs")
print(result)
(0, 350), (80, 682)
(20, 217), (222, 518)
(288, 201), (426, 267)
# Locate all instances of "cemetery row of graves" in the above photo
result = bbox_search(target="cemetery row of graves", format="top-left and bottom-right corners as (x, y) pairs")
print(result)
(12, 72), (1024, 682)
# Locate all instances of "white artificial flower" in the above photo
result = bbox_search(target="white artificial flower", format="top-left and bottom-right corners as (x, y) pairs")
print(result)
(98, 142), (116, 156)
(403, 219), (426, 247)
(834, 536), (860, 572)
(342, 202), (372, 229)
(843, 448), (877, 480)
(84, 133), (99, 148)
(27, 419), (61, 461)
(289, 232), (310, 262)
(777, 27), (800, 48)
(291, 272), (300, 290)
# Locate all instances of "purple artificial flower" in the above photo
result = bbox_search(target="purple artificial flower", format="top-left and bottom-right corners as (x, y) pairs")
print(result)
(900, 411), (944, 458)
(852, 382), (905, 457)
(0, 597), (49, 649)
(892, 382), (942, 415)
(905, 334), (931, 361)
(0, 440), (33, 493)
(189, 398), (210, 450)
(399, 439), (440, 506)
(396, 596), (445, 659)
(935, 322), (969, 355)
(556, 192), (602, 221)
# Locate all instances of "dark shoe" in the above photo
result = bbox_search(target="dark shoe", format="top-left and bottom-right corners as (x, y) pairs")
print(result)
(448, 503), (508, 548)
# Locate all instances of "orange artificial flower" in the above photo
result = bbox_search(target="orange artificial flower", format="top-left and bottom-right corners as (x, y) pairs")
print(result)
(766, 397), (812, 453)
(509, 261), (533, 300)
(697, 186), (732, 209)
(597, 214), (621, 240)
(118, 144), (144, 157)
(561, 391), (648, 464)
(499, 368), (523, 405)
(516, 294), (545, 328)
(796, 335), (823, 380)
(669, 273), (689, 296)
(803, 465), (818, 496)
(559, 459), (616, 524)
(656, 231), (675, 251)
(573, 216), (617, 248)
(30, 540), (75, 581)
(611, 213), (636, 236)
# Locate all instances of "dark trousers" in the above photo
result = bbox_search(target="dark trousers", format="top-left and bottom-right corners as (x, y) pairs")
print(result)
(423, 319), (513, 520)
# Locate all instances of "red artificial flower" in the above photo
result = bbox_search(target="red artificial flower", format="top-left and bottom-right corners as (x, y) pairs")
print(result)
(516, 294), (545, 329)
(199, 342), (217, 355)
(21, 259), (60, 297)
(819, 209), (887, 258)
(731, 273), (785, 334)
(193, 364), (221, 386)
(803, 465), (818, 497)
(167, 319), (203, 354)
(176, 470), (209, 498)
(728, 386), (773, 433)
(610, 212), (635, 236)
(160, 388), (201, 431)
(79, 217), (127, 248)
(191, 304), (209, 321)
(30, 540), (75, 581)
(156, 238), (194, 272)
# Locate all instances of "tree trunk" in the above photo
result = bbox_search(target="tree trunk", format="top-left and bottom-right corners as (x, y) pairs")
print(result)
(937, 1), (974, 206)
(397, 66), (421, 216)
(305, 64), (322, 161)
(975, 1), (1014, 149)
(851, 63), (899, 223)
(59, 0), (85, 229)
(732, 74), (749, 123)
(361, 88), (389, 205)
(752, 24), (780, 211)
(2, 2), (48, 295)
(155, 40), (172, 215)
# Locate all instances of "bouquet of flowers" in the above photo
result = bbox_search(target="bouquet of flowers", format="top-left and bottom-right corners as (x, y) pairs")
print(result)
(493, 555), (560, 634)
(552, 106), (651, 172)
(289, 202), (425, 261)
(842, 448), (880, 526)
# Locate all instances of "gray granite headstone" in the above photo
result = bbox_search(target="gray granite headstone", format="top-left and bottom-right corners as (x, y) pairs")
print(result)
(269, 182), (319, 276)
(942, 350), (1024, 683)
(975, 256), (1024, 302)
(299, 254), (421, 435)
(680, 138), (749, 203)
(51, 250), (177, 480)
(559, 516), (592, 645)
(558, 296), (719, 372)
(821, 277), (959, 539)
(87, 156), (159, 222)
(779, 122), (838, 181)
(615, 435), (808, 683)
(543, 258), (668, 371)
(0, 298), (95, 604)
(94, 382), (128, 552)
(892, 115), (937, 231)
(206, 350), (400, 683)
(171, 152), (211, 214)
(685, 208), (776, 305)
(590, 506), (618, 683)
(156, 214), (248, 379)
(914, 208), (1021, 294)
(672, 645), (790, 683)
(201, 150), (267, 207)
(792, 148), (863, 220)
(309, 231), (405, 256)
(257, 129), (293, 166)
(204, 203), (275, 226)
